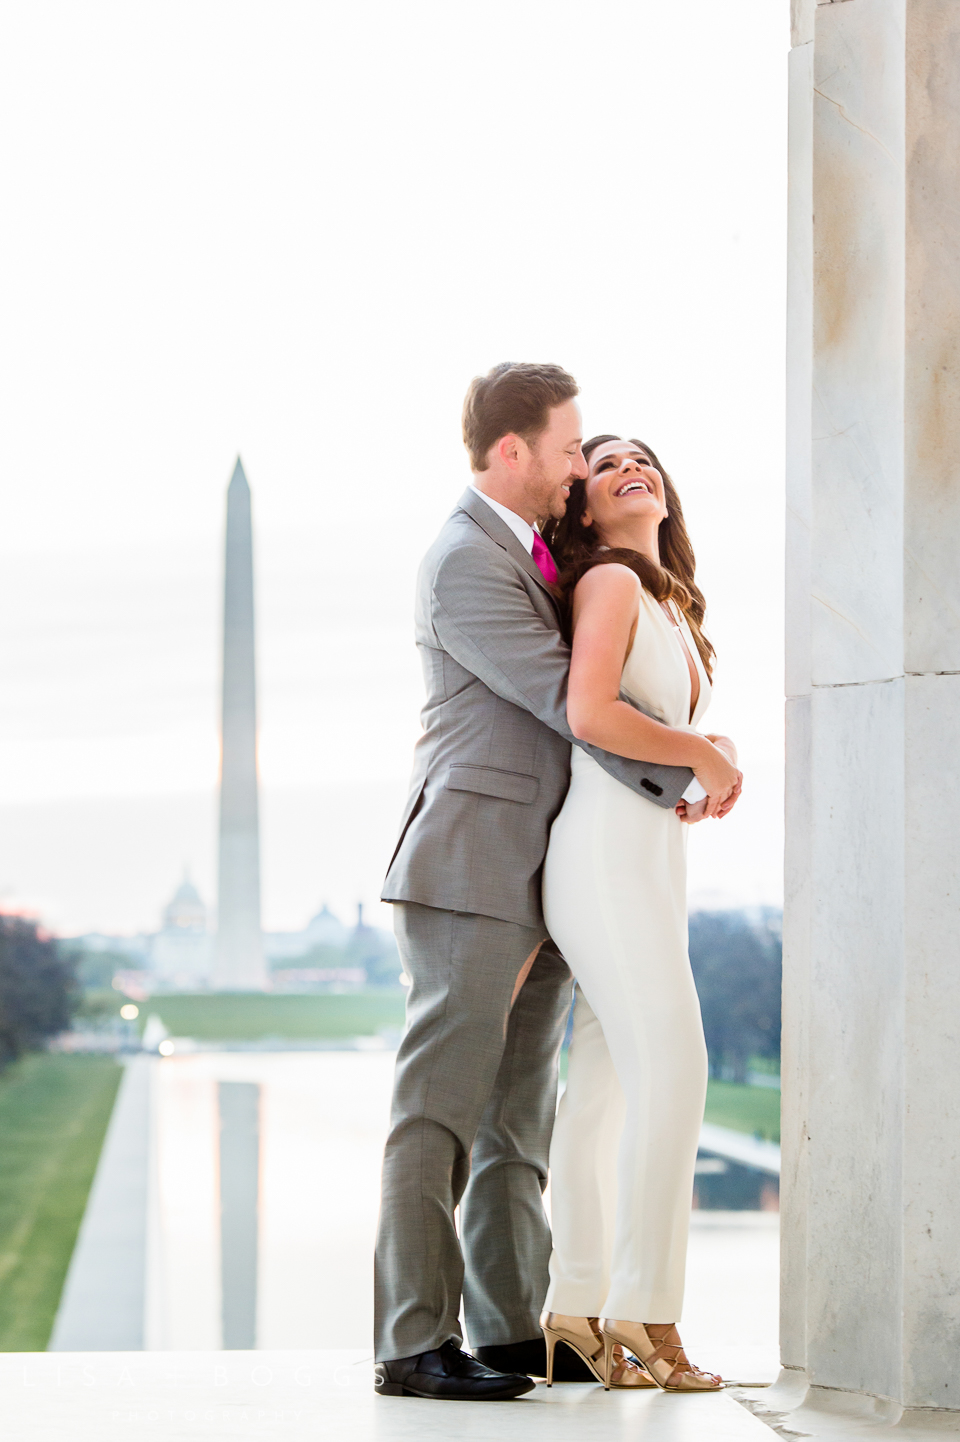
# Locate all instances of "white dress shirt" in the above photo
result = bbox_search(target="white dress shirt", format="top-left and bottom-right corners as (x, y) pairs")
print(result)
(468, 484), (705, 805)
(469, 484), (537, 554)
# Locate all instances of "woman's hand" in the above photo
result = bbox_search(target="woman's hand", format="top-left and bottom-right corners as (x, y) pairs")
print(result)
(705, 735), (742, 817)
(691, 738), (741, 818)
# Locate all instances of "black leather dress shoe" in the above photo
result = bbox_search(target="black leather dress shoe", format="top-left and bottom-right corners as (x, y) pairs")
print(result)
(374, 1340), (535, 1400)
(474, 1336), (595, 1382)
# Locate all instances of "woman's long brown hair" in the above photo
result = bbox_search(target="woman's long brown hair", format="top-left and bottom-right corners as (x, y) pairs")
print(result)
(542, 435), (715, 678)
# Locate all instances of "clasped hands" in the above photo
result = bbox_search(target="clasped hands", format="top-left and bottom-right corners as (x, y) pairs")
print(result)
(676, 734), (741, 824)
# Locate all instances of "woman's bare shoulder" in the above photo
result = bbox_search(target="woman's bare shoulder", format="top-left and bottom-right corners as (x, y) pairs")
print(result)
(572, 562), (642, 603)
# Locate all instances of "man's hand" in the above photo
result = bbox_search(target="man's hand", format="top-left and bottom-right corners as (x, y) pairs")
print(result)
(677, 778), (742, 822)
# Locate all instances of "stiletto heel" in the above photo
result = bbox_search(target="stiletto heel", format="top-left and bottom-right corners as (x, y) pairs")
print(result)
(599, 1320), (723, 1392)
(602, 1333), (615, 1390)
(539, 1312), (655, 1388)
(544, 1329), (557, 1387)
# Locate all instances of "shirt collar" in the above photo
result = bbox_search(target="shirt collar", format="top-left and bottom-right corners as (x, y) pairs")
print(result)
(468, 484), (537, 555)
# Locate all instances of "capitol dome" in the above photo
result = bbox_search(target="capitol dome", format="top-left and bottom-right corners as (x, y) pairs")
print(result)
(161, 875), (207, 933)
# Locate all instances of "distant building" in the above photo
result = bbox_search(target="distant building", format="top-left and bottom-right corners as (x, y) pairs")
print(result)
(264, 903), (349, 962)
(267, 902), (401, 990)
(161, 876), (207, 932)
(151, 874), (213, 989)
(70, 895), (400, 996)
(68, 932), (152, 965)
(270, 965), (367, 994)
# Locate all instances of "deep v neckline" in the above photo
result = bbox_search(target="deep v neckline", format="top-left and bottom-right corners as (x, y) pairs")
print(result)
(658, 601), (700, 723)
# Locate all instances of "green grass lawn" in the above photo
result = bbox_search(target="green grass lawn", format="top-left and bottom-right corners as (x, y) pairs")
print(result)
(0, 1053), (121, 1350)
(703, 1079), (780, 1143)
(124, 990), (408, 1041)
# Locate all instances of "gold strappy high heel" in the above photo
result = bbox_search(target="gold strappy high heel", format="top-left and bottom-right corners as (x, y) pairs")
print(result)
(540, 1312), (656, 1388)
(599, 1320), (723, 1392)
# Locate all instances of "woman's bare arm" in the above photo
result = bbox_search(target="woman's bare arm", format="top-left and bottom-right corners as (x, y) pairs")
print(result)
(567, 565), (740, 814)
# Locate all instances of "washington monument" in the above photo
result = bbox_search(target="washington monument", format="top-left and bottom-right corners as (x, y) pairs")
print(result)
(213, 458), (267, 991)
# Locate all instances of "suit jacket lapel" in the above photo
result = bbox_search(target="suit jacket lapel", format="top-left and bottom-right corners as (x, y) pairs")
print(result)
(456, 487), (558, 602)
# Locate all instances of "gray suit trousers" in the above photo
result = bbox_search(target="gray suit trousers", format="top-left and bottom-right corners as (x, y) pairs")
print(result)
(374, 902), (572, 1362)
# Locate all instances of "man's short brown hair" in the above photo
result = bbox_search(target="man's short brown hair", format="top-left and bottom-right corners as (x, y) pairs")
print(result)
(462, 362), (579, 472)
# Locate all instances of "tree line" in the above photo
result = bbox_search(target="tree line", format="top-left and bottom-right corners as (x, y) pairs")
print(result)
(689, 907), (782, 1082)
(0, 907), (783, 1082)
(0, 917), (77, 1070)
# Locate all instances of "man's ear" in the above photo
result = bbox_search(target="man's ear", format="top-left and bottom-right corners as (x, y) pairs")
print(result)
(497, 433), (522, 471)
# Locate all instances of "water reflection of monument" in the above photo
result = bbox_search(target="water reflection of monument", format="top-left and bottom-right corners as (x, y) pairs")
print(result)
(212, 458), (267, 991)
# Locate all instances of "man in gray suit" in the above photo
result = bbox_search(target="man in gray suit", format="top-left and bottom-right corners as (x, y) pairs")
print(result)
(374, 363), (700, 1401)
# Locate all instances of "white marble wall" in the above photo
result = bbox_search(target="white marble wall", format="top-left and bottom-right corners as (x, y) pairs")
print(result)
(784, 0), (960, 1417)
(790, 1), (815, 48)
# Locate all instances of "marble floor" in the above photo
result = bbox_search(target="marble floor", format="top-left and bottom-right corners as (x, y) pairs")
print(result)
(3, 1350), (776, 1441)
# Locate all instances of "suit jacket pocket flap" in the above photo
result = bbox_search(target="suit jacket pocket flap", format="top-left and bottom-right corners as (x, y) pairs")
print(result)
(445, 764), (539, 804)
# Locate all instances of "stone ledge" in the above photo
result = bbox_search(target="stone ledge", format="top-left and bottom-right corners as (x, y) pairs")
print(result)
(734, 1372), (960, 1439)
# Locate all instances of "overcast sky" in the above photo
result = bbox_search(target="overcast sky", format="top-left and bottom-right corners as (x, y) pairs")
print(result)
(0, 1), (789, 935)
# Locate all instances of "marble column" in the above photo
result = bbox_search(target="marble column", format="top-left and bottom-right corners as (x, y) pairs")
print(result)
(782, 0), (960, 1422)
(213, 458), (267, 992)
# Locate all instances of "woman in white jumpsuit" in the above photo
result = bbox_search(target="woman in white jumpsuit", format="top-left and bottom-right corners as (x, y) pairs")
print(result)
(540, 435), (740, 1391)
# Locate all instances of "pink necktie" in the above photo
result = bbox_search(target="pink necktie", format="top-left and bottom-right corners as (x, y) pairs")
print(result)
(531, 533), (558, 586)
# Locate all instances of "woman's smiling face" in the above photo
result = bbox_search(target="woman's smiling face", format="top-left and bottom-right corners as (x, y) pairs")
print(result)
(582, 439), (668, 537)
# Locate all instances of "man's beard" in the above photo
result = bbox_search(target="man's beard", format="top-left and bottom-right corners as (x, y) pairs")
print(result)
(528, 456), (567, 524)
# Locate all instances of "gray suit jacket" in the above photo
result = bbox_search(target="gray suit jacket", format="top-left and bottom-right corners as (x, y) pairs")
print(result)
(381, 488), (693, 929)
